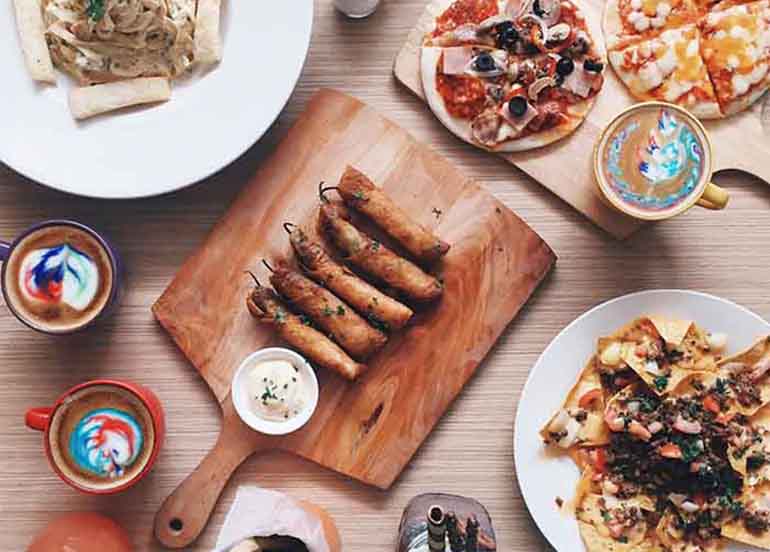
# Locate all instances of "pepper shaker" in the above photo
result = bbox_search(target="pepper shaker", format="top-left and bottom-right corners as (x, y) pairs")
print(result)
(333, 0), (382, 18)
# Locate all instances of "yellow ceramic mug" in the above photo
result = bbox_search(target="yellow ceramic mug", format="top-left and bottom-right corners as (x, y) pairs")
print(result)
(594, 102), (728, 221)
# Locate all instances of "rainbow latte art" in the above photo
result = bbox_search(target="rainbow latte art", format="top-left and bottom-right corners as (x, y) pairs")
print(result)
(19, 244), (99, 311)
(68, 408), (144, 479)
(600, 106), (708, 217)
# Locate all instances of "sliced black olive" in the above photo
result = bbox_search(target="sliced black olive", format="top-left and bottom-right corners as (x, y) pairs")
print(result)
(495, 20), (514, 34)
(508, 96), (528, 117)
(496, 26), (519, 50)
(556, 57), (575, 77)
(474, 52), (496, 72)
(533, 0), (545, 16)
(583, 59), (605, 73)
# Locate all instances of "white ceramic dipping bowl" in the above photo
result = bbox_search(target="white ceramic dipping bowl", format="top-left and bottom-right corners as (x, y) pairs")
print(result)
(231, 347), (319, 435)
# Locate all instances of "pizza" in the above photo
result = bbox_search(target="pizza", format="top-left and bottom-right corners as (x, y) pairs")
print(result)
(700, 1), (770, 114)
(608, 24), (722, 117)
(421, 0), (607, 152)
(605, 0), (770, 117)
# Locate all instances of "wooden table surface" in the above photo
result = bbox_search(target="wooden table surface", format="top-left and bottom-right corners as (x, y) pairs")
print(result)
(1, 1), (769, 551)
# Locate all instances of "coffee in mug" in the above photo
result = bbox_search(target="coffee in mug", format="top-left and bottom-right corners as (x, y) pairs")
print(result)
(594, 102), (729, 220)
(0, 221), (117, 333)
(26, 380), (165, 494)
(47, 384), (155, 491)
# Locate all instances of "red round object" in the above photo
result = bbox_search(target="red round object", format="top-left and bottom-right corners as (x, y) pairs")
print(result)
(28, 512), (133, 552)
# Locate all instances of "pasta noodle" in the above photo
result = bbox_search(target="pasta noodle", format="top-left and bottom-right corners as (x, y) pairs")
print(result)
(42, 0), (196, 85)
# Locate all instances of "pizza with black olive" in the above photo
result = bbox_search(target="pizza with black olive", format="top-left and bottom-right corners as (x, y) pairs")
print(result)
(420, 0), (607, 152)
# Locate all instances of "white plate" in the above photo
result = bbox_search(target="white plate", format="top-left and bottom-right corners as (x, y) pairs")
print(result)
(0, 1), (313, 198)
(514, 290), (770, 552)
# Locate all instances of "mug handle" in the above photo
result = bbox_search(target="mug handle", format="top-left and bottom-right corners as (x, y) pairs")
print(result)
(25, 407), (53, 431)
(696, 182), (729, 210)
(0, 241), (9, 261)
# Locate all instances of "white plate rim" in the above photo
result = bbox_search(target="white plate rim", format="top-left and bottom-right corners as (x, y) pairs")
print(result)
(513, 289), (770, 552)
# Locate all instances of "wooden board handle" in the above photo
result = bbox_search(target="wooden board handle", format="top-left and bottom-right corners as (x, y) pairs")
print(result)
(154, 406), (271, 548)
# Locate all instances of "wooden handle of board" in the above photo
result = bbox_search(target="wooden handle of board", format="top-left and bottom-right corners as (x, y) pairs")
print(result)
(154, 401), (273, 548)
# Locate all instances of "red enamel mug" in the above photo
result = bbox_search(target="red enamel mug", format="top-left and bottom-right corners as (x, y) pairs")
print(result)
(25, 379), (165, 495)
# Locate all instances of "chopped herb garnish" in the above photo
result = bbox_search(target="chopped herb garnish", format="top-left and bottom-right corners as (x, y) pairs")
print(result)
(298, 314), (312, 326)
(336, 305), (345, 315)
(275, 308), (287, 324)
(601, 510), (611, 522)
(322, 306), (334, 316)
(653, 375), (669, 392)
(370, 240), (380, 251)
(86, 0), (106, 20)
(353, 190), (367, 200)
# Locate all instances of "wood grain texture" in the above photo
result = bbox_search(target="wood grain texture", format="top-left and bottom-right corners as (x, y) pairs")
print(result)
(151, 89), (555, 547)
(393, 0), (770, 238)
(1, 1), (769, 551)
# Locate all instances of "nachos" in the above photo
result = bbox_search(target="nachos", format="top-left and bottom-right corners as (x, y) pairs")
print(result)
(541, 315), (770, 551)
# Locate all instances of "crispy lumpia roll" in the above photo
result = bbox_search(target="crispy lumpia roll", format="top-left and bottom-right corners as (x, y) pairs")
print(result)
(318, 203), (443, 303)
(246, 284), (365, 381)
(338, 167), (450, 264)
(269, 262), (387, 360)
(288, 226), (413, 331)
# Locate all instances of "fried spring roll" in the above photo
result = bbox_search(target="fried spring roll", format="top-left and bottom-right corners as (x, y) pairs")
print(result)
(319, 203), (443, 303)
(338, 166), (450, 264)
(246, 285), (365, 381)
(288, 226), (414, 331)
(269, 262), (387, 360)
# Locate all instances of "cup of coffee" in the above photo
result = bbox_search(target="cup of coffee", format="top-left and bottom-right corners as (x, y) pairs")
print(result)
(25, 380), (165, 494)
(594, 101), (729, 221)
(0, 220), (120, 334)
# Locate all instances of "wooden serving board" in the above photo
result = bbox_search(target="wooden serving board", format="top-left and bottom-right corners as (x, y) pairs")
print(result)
(394, 0), (770, 239)
(151, 89), (556, 549)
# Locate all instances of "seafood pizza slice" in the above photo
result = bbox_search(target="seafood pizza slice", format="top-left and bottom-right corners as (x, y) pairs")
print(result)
(603, 0), (700, 51)
(718, 336), (770, 415)
(699, 1), (770, 116)
(540, 356), (611, 450)
(607, 24), (722, 118)
(721, 481), (770, 548)
(598, 316), (724, 396)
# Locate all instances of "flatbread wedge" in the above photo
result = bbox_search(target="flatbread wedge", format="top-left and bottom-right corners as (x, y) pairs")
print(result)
(656, 510), (725, 551)
(727, 404), (770, 486)
(577, 492), (659, 551)
(540, 356), (610, 450)
(12, 0), (56, 84)
(69, 78), (172, 120)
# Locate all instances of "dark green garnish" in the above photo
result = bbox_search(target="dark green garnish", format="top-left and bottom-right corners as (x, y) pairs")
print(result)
(86, 0), (106, 20)
(322, 306), (334, 316)
(275, 308), (287, 324)
(298, 314), (312, 326)
(370, 240), (380, 251)
(653, 375), (669, 392)
(337, 305), (345, 315)
(353, 191), (367, 200)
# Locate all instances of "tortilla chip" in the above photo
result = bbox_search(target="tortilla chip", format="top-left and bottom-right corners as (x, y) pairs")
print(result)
(728, 405), (770, 485)
(195, 0), (223, 66)
(721, 482), (770, 549)
(577, 494), (655, 549)
(657, 510), (725, 551)
(648, 316), (694, 347)
(13, 0), (56, 83)
(718, 336), (770, 416)
(69, 78), (171, 120)
(540, 356), (610, 449)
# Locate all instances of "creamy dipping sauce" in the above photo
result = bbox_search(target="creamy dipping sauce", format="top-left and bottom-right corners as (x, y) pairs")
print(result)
(246, 359), (309, 422)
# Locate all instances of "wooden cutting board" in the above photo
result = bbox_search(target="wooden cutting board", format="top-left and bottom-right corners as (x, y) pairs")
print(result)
(151, 89), (556, 549)
(393, 0), (770, 239)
